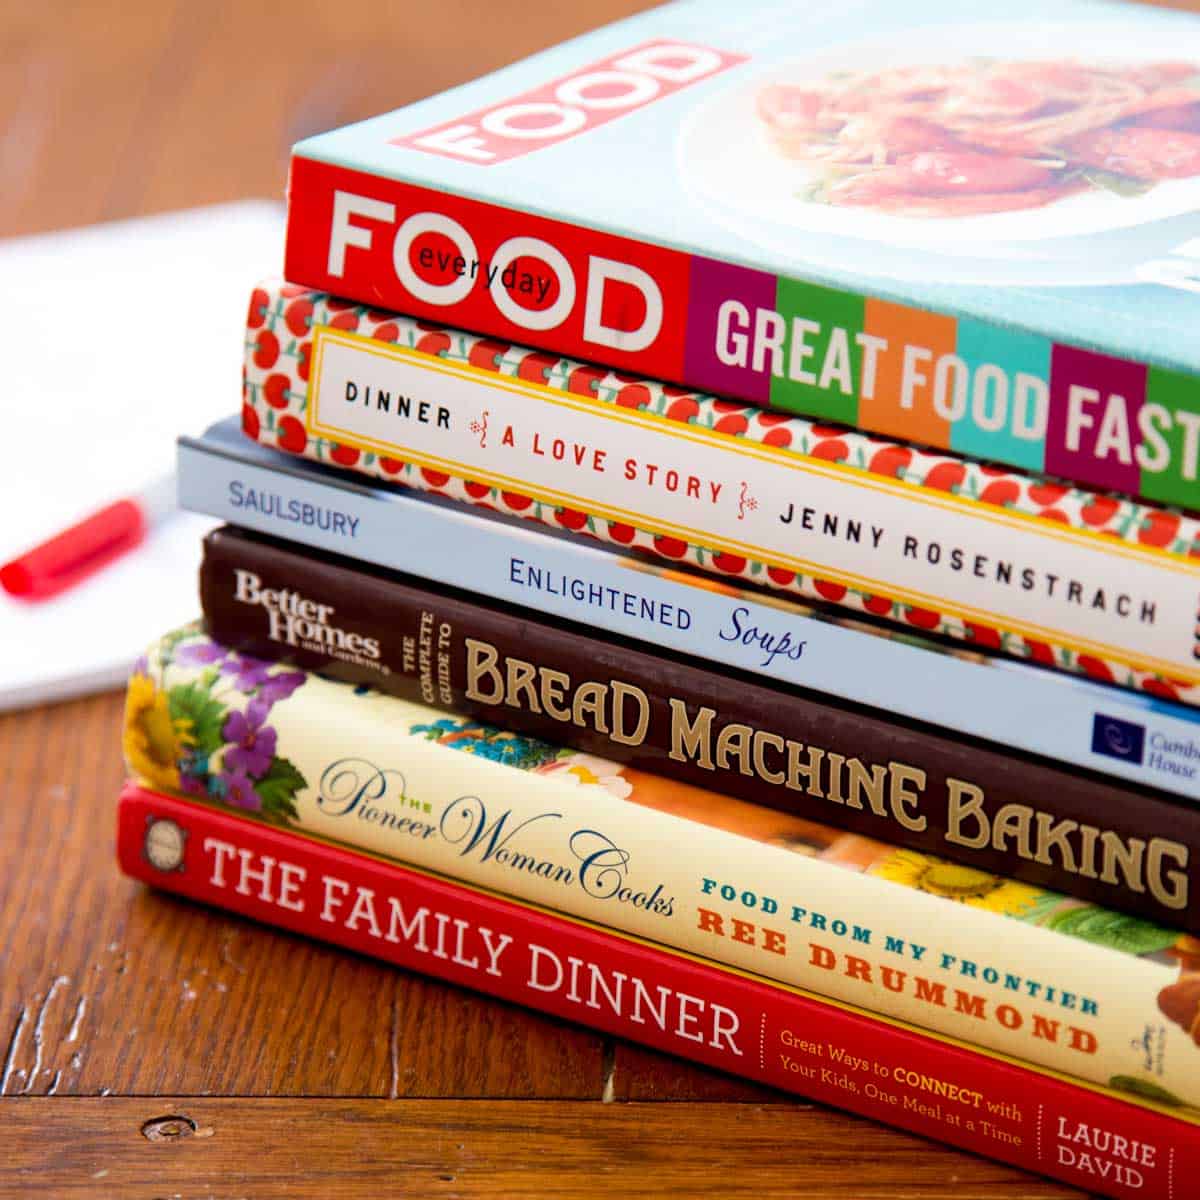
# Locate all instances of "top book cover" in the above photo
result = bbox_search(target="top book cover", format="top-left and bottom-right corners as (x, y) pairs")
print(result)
(285, 0), (1200, 508)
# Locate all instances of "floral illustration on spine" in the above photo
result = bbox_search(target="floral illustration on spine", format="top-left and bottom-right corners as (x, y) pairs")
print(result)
(123, 626), (308, 824)
(412, 715), (635, 799)
(469, 410), (489, 448)
(737, 481), (759, 520)
(411, 714), (564, 770)
(834, 843), (1181, 955)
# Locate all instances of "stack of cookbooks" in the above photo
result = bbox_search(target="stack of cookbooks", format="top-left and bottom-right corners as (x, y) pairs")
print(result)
(118, 0), (1200, 1194)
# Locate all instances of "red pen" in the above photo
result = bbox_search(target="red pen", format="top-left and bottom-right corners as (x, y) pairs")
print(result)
(0, 476), (176, 602)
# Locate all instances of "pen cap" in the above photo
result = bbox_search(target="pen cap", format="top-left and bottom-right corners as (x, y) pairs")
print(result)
(0, 499), (145, 600)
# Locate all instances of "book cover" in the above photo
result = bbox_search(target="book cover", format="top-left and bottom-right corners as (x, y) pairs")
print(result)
(118, 782), (1200, 1200)
(179, 418), (1200, 804)
(283, 0), (1200, 506)
(242, 284), (1200, 701)
(126, 623), (1200, 1105)
(199, 521), (1200, 922)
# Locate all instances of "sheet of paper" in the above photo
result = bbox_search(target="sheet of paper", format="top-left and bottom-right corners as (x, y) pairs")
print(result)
(0, 201), (285, 710)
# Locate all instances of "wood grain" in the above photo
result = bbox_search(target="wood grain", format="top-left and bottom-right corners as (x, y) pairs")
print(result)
(610, 1041), (784, 1103)
(0, 0), (651, 239)
(0, 1099), (1087, 1199)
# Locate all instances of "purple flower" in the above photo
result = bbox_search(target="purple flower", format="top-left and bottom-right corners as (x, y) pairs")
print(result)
(220, 654), (272, 693)
(258, 670), (306, 706)
(177, 641), (227, 667)
(219, 768), (261, 811)
(222, 705), (277, 776)
(179, 773), (207, 796)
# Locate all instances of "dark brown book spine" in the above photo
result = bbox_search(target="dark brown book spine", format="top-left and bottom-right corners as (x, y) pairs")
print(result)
(199, 524), (1199, 930)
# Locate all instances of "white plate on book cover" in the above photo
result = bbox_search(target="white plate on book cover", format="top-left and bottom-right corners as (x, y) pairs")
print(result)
(678, 20), (1200, 283)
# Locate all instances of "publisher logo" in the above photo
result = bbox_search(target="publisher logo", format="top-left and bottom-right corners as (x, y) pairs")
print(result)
(233, 568), (384, 670)
(1091, 714), (1146, 764)
(396, 40), (746, 164)
(143, 817), (187, 872)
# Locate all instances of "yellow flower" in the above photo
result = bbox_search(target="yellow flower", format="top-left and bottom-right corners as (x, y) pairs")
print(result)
(123, 674), (193, 792)
(869, 848), (1043, 917)
(554, 753), (635, 800)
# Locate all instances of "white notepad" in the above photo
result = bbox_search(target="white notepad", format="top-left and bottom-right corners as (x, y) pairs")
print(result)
(0, 201), (285, 711)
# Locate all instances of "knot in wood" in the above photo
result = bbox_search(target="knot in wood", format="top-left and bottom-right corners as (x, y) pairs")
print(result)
(141, 1114), (197, 1141)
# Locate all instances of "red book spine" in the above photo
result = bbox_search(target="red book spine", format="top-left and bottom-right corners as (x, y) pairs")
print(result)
(283, 160), (693, 385)
(118, 782), (1199, 1200)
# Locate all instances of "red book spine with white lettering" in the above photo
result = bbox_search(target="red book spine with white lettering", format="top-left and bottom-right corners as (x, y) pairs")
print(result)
(117, 781), (1199, 1200)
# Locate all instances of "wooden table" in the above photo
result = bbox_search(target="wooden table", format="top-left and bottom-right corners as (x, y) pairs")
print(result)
(6, 1), (1190, 1194)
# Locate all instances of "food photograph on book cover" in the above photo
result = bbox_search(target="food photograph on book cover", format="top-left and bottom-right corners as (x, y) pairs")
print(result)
(683, 22), (1200, 274)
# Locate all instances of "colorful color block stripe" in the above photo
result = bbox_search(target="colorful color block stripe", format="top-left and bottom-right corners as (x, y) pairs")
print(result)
(683, 260), (1200, 508)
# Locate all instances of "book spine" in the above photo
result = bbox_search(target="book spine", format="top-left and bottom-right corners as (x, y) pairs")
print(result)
(130, 626), (1200, 1105)
(178, 424), (1200, 806)
(117, 782), (1200, 1200)
(283, 155), (1198, 512)
(198, 522), (1200, 923)
(242, 284), (1200, 704)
